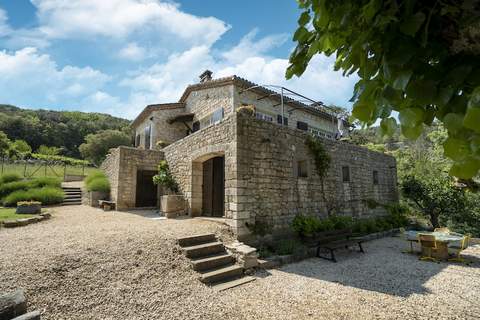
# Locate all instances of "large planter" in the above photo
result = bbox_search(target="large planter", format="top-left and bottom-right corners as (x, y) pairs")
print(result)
(160, 195), (185, 218)
(89, 191), (109, 207)
(16, 202), (41, 215)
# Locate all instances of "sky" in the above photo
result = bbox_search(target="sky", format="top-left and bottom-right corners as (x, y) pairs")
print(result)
(0, 0), (358, 119)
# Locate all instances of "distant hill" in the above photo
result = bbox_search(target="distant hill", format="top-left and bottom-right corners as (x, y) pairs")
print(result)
(0, 104), (131, 158)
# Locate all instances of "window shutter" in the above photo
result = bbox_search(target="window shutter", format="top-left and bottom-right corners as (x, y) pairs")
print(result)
(277, 114), (283, 124)
(297, 121), (308, 131)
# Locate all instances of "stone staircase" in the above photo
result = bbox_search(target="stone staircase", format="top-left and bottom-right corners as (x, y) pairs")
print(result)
(61, 187), (82, 206)
(178, 234), (256, 291)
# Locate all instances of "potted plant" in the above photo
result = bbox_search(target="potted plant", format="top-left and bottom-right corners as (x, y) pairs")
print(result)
(16, 201), (42, 214)
(153, 160), (184, 218)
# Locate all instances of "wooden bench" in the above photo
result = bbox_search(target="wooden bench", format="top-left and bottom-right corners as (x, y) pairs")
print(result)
(316, 229), (365, 262)
(98, 200), (116, 211)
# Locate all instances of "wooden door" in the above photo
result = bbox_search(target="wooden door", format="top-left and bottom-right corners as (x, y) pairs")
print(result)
(135, 170), (158, 207)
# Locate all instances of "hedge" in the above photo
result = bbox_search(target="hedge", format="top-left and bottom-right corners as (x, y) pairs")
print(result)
(3, 187), (64, 207)
(85, 171), (110, 193)
(0, 173), (21, 184)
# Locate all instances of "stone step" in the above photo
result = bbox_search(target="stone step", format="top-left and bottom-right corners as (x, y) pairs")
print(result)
(177, 233), (217, 247)
(199, 264), (243, 284)
(182, 242), (224, 259)
(191, 253), (235, 271)
(62, 187), (81, 191)
(63, 198), (82, 202)
(61, 202), (82, 206)
(211, 276), (256, 291)
(64, 190), (82, 194)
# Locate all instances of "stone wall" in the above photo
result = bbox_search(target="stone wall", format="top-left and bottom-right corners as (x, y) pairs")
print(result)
(235, 113), (398, 236)
(184, 84), (235, 121)
(134, 105), (187, 149)
(163, 115), (237, 218)
(101, 146), (164, 210)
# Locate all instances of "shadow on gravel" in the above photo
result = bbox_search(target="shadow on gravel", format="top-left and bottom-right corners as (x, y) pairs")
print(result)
(278, 238), (480, 297)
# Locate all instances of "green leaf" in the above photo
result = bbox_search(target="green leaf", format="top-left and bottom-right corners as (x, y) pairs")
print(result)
(435, 86), (454, 106)
(352, 103), (373, 122)
(399, 12), (426, 36)
(401, 124), (423, 140)
(293, 27), (310, 42)
(444, 137), (470, 161)
(443, 113), (464, 134)
(298, 11), (311, 26)
(449, 158), (480, 179)
(463, 107), (480, 133)
(380, 117), (397, 137)
(399, 108), (425, 127)
(406, 79), (437, 105)
(392, 70), (412, 91)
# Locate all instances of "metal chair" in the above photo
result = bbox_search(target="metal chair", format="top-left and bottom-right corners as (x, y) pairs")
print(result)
(448, 234), (471, 263)
(434, 227), (450, 233)
(418, 234), (438, 262)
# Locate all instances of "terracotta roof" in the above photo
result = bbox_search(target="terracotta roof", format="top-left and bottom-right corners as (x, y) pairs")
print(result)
(130, 103), (185, 128)
(178, 75), (342, 124)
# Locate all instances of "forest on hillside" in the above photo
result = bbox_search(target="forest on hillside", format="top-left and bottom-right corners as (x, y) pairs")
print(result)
(0, 104), (131, 159)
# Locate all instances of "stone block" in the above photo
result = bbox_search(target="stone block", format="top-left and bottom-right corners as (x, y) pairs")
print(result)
(12, 311), (41, 320)
(0, 289), (27, 319)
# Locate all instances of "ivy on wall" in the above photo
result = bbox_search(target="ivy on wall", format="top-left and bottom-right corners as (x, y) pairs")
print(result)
(305, 135), (331, 180)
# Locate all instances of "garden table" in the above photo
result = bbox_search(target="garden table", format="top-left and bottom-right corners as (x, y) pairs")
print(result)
(404, 231), (464, 260)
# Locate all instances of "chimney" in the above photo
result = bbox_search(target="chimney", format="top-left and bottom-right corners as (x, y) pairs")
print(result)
(199, 70), (213, 83)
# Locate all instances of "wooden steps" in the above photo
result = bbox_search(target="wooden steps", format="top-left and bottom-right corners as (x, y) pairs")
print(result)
(177, 234), (256, 290)
(62, 187), (82, 206)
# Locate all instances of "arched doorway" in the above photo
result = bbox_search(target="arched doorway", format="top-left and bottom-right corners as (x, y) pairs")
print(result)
(191, 151), (225, 217)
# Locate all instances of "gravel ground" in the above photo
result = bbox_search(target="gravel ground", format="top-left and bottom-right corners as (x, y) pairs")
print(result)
(1, 205), (479, 320)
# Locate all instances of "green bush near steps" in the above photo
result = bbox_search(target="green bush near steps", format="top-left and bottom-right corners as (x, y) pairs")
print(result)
(0, 177), (62, 198)
(0, 173), (22, 184)
(85, 172), (110, 193)
(3, 187), (64, 207)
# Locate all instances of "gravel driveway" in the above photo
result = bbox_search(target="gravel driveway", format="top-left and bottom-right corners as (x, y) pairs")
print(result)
(1, 205), (479, 320)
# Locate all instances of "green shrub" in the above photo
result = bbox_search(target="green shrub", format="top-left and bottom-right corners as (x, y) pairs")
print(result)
(0, 180), (31, 198)
(0, 173), (21, 184)
(292, 214), (320, 237)
(86, 177), (110, 192)
(274, 239), (305, 256)
(85, 171), (106, 185)
(30, 176), (61, 188)
(3, 187), (64, 207)
(33, 187), (64, 205)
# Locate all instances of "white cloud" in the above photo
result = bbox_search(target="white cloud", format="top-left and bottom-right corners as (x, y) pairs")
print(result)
(118, 42), (147, 61)
(0, 7), (11, 37)
(0, 47), (111, 108)
(31, 0), (229, 46)
(221, 29), (288, 64)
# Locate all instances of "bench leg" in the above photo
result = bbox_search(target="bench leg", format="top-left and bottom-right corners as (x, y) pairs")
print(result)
(316, 247), (337, 263)
(358, 242), (365, 253)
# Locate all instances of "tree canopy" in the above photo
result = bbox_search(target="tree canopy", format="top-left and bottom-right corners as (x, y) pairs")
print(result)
(79, 130), (132, 165)
(0, 104), (131, 158)
(287, 0), (480, 179)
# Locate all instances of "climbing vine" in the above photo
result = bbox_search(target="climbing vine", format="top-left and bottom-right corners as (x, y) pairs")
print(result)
(305, 135), (331, 179)
(153, 160), (179, 193)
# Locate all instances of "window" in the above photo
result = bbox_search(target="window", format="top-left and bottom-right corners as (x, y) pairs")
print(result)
(342, 166), (350, 182)
(144, 125), (151, 150)
(192, 121), (200, 132)
(255, 112), (274, 122)
(309, 127), (334, 140)
(212, 108), (224, 124)
(297, 121), (308, 131)
(373, 170), (379, 185)
(277, 114), (288, 126)
(135, 134), (141, 147)
(297, 160), (308, 178)
(198, 108), (224, 130)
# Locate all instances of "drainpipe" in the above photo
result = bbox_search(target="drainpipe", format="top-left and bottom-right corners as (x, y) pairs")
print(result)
(281, 87), (285, 126)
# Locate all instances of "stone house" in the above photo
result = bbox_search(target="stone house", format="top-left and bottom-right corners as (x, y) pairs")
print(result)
(102, 71), (398, 240)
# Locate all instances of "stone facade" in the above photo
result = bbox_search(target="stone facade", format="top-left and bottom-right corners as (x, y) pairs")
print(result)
(101, 146), (164, 210)
(102, 73), (398, 240)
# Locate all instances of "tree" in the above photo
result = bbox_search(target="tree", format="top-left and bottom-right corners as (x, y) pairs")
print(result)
(0, 131), (11, 156)
(10, 140), (32, 154)
(79, 130), (131, 165)
(401, 175), (467, 228)
(37, 145), (61, 156)
(287, 0), (480, 179)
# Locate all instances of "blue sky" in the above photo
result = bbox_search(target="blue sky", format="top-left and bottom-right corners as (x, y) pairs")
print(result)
(0, 0), (357, 119)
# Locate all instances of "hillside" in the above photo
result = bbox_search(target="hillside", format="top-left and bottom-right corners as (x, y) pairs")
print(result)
(0, 104), (131, 158)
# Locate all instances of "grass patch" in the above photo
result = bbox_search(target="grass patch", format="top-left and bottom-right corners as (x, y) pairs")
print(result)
(3, 187), (64, 207)
(0, 208), (33, 222)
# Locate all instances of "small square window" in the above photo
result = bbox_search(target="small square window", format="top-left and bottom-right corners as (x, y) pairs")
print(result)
(277, 114), (288, 126)
(297, 121), (308, 131)
(342, 166), (350, 182)
(373, 170), (379, 185)
(192, 121), (200, 132)
(297, 160), (308, 178)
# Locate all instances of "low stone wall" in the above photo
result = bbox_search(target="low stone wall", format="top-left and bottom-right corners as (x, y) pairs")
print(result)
(101, 146), (164, 210)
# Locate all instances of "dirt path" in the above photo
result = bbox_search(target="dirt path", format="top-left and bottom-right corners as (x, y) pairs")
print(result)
(1, 205), (479, 320)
